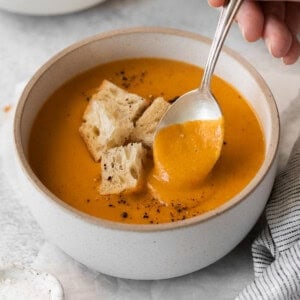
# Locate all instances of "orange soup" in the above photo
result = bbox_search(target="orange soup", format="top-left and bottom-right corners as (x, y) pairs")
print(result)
(29, 58), (265, 224)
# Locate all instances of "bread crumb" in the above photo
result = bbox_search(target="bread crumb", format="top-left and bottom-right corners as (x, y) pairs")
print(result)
(131, 97), (170, 148)
(99, 143), (147, 195)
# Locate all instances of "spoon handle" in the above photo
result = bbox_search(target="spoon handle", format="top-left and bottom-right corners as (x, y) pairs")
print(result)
(200, 0), (243, 91)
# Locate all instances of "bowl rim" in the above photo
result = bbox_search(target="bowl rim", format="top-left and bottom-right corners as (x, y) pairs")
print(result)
(13, 26), (280, 232)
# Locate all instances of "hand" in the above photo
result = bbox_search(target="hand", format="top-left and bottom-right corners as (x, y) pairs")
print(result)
(208, 0), (300, 64)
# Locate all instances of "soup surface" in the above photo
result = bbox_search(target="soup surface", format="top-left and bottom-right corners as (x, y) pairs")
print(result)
(29, 58), (265, 224)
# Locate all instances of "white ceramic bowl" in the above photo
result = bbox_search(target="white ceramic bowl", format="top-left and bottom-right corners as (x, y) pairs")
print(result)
(0, 0), (106, 15)
(13, 27), (279, 280)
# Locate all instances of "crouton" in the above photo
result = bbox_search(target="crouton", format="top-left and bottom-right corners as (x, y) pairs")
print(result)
(131, 97), (170, 148)
(99, 143), (147, 195)
(79, 80), (148, 161)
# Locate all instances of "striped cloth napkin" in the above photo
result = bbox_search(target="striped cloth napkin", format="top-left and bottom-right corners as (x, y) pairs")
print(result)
(237, 135), (300, 300)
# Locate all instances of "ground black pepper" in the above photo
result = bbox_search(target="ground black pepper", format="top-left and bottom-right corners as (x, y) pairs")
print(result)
(118, 198), (127, 204)
(121, 212), (128, 218)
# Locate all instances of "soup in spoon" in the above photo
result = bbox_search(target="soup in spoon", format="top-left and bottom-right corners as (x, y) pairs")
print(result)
(150, 118), (224, 196)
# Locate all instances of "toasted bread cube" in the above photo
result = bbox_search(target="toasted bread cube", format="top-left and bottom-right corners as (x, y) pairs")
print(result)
(99, 143), (147, 195)
(79, 100), (133, 162)
(79, 80), (148, 161)
(131, 97), (170, 148)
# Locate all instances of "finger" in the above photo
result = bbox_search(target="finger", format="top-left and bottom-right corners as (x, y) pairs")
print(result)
(282, 35), (300, 65)
(282, 2), (300, 64)
(208, 0), (226, 8)
(285, 3), (300, 35)
(235, 1), (264, 42)
(261, 1), (286, 21)
(263, 14), (293, 58)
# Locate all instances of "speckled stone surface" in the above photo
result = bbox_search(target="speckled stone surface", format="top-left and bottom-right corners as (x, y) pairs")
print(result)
(0, 0), (299, 299)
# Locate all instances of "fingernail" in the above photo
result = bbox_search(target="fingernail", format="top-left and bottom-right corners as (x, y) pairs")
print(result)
(265, 38), (274, 56)
(238, 23), (246, 40)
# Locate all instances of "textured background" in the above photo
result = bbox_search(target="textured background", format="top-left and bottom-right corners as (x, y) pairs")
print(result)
(0, 0), (299, 299)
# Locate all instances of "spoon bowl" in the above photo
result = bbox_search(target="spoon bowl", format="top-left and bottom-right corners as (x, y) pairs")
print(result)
(157, 88), (222, 129)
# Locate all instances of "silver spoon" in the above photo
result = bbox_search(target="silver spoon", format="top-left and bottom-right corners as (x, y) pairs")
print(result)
(156, 0), (243, 130)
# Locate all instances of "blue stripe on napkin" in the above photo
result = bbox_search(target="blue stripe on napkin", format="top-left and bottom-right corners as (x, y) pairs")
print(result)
(237, 136), (300, 300)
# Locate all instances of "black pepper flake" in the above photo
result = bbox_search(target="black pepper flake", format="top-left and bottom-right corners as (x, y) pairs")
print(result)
(107, 176), (112, 181)
(143, 213), (149, 219)
(122, 76), (128, 81)
(121, 212), (128, 218)
(120, 70), (125, 75)
(118, 198), (127, 205)
(86, 199), (90, 203)
(108, 204), (115, 208)
(223, 141), (227, 145)
(156, 208), (160, 213)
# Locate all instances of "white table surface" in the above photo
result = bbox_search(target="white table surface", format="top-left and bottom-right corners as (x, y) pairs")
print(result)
(0, 0), (299, 299)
